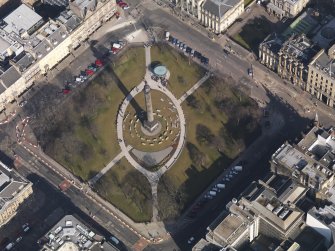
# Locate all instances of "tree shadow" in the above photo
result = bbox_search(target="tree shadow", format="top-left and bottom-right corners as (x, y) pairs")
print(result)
(153, 88), (312, 250)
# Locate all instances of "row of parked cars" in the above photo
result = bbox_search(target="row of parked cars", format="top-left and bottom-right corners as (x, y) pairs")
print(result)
(3, 223), (30, 250)
(167, 35), (209, 65)
(62, 59), (104, 94)
(186, 165), (243, 220)
(204, 165), (243, 200)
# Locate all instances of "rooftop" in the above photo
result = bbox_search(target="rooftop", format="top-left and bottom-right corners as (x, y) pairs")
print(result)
(260, 33), (283, 54)
(313, 16), (335, 48)
(0, 160), (32, 214)
(280, 34), (320, 65)
(203, 0), (241, 18)
(282, 9), (319, 38)
(42, 215), (119, 251)
(272, 143), (333, 185)
(311, 49), (335, 79)
(3, 4), (43, 35)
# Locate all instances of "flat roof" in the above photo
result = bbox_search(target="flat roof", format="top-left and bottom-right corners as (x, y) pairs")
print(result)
(3, 4), (43, 35)
(0, 37), (10, 53)
(213, 213), (247, 242)
(312, 49), (335, 77)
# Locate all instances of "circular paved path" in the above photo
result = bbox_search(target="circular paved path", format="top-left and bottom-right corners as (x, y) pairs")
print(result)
(116, 70), (186, 183)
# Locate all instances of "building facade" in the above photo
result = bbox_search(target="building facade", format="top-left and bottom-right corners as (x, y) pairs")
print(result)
(259, 33), (283, 71)
(200, 0), (244, 34)
(0, 161), (33, 227)
(171, 0), (244, 34)
(259, 33), (319, 88)
(267, 0), (310, 19)
(306, 44), (335, 108)
(277, 34), (319, 88)
(0, 0), (116, 110)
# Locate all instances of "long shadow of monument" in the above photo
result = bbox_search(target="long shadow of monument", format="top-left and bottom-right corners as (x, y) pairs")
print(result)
(89, 41), (145, 122)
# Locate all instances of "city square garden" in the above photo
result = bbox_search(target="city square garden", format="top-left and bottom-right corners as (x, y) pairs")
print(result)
(34, 44), (262, 222)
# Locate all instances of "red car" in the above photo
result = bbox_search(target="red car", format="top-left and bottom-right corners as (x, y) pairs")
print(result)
(62, 89), (70, 94)
(111, 47), (120, 54)
(95, 59), (103, 67)
(86, 69), (94, 75)
(118, 2), (129, 9)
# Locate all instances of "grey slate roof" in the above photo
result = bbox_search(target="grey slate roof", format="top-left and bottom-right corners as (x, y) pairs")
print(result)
(0, 66), (21, 88)
(203, 0), (240, 18)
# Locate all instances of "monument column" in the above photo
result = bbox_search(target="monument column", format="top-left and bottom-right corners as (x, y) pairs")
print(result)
(144, 82), (154, 123)
(143, 81), (159, 133)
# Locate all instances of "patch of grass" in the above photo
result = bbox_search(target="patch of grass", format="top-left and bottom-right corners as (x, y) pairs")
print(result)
(233, 34), (251, 50)
(158, 77), (262, 219)
(94, 157), (152, 222)
(41, 47), (146, 181)
(151, 44), (205, 99)
(232, 16), (272, 53)
(244, 0), (254, 6)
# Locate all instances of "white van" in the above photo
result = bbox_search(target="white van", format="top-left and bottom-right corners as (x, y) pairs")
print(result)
(5, 243), (14, 250)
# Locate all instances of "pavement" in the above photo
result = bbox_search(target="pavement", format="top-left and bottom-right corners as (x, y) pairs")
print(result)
(1, 1), (335, 251)
(89, 145), (133, 185)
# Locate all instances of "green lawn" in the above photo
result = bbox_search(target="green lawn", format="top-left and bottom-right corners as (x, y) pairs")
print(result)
(158, 77), (262, 220)
(244, 0), (254, 6)
(151, 44), (205, 99)
(232, 16), (272, 53)
(43, 47), (146, 181)
(94, 157), (153, 222)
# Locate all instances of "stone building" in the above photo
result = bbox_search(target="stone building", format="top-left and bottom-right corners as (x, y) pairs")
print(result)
(200, 0), (244, 34)
(277, 34), (319, 88)
(0, 161), (33, 227)
(259, 33), (283, 71)
(306, 44), (335, 107)
(271, 126), (335, 198)
(0, 0), (116, 109)
(266, 0), (310, 19)
(171, 0), (244, 34)
(205, 175), (307, 249)
(259, 33), (319, 88)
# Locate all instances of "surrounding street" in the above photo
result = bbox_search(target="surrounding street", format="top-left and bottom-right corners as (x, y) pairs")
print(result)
(1, 1), (335, 251)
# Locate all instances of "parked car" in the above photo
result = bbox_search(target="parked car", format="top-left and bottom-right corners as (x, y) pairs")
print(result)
(188, 237), (195, 244)
(95, 59), (103, 67)
(85, 69), (94, 75)
(110, 236), (120, 245)
(204, 194), (213, 199)
(22, 223), (30, 233)
(75, 77), (84, 83)
(19, 100), (27, 107)
(248, 68), (253, 76)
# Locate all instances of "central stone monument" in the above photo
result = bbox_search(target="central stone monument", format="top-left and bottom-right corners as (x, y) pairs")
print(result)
(143, 81), (159, 133)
